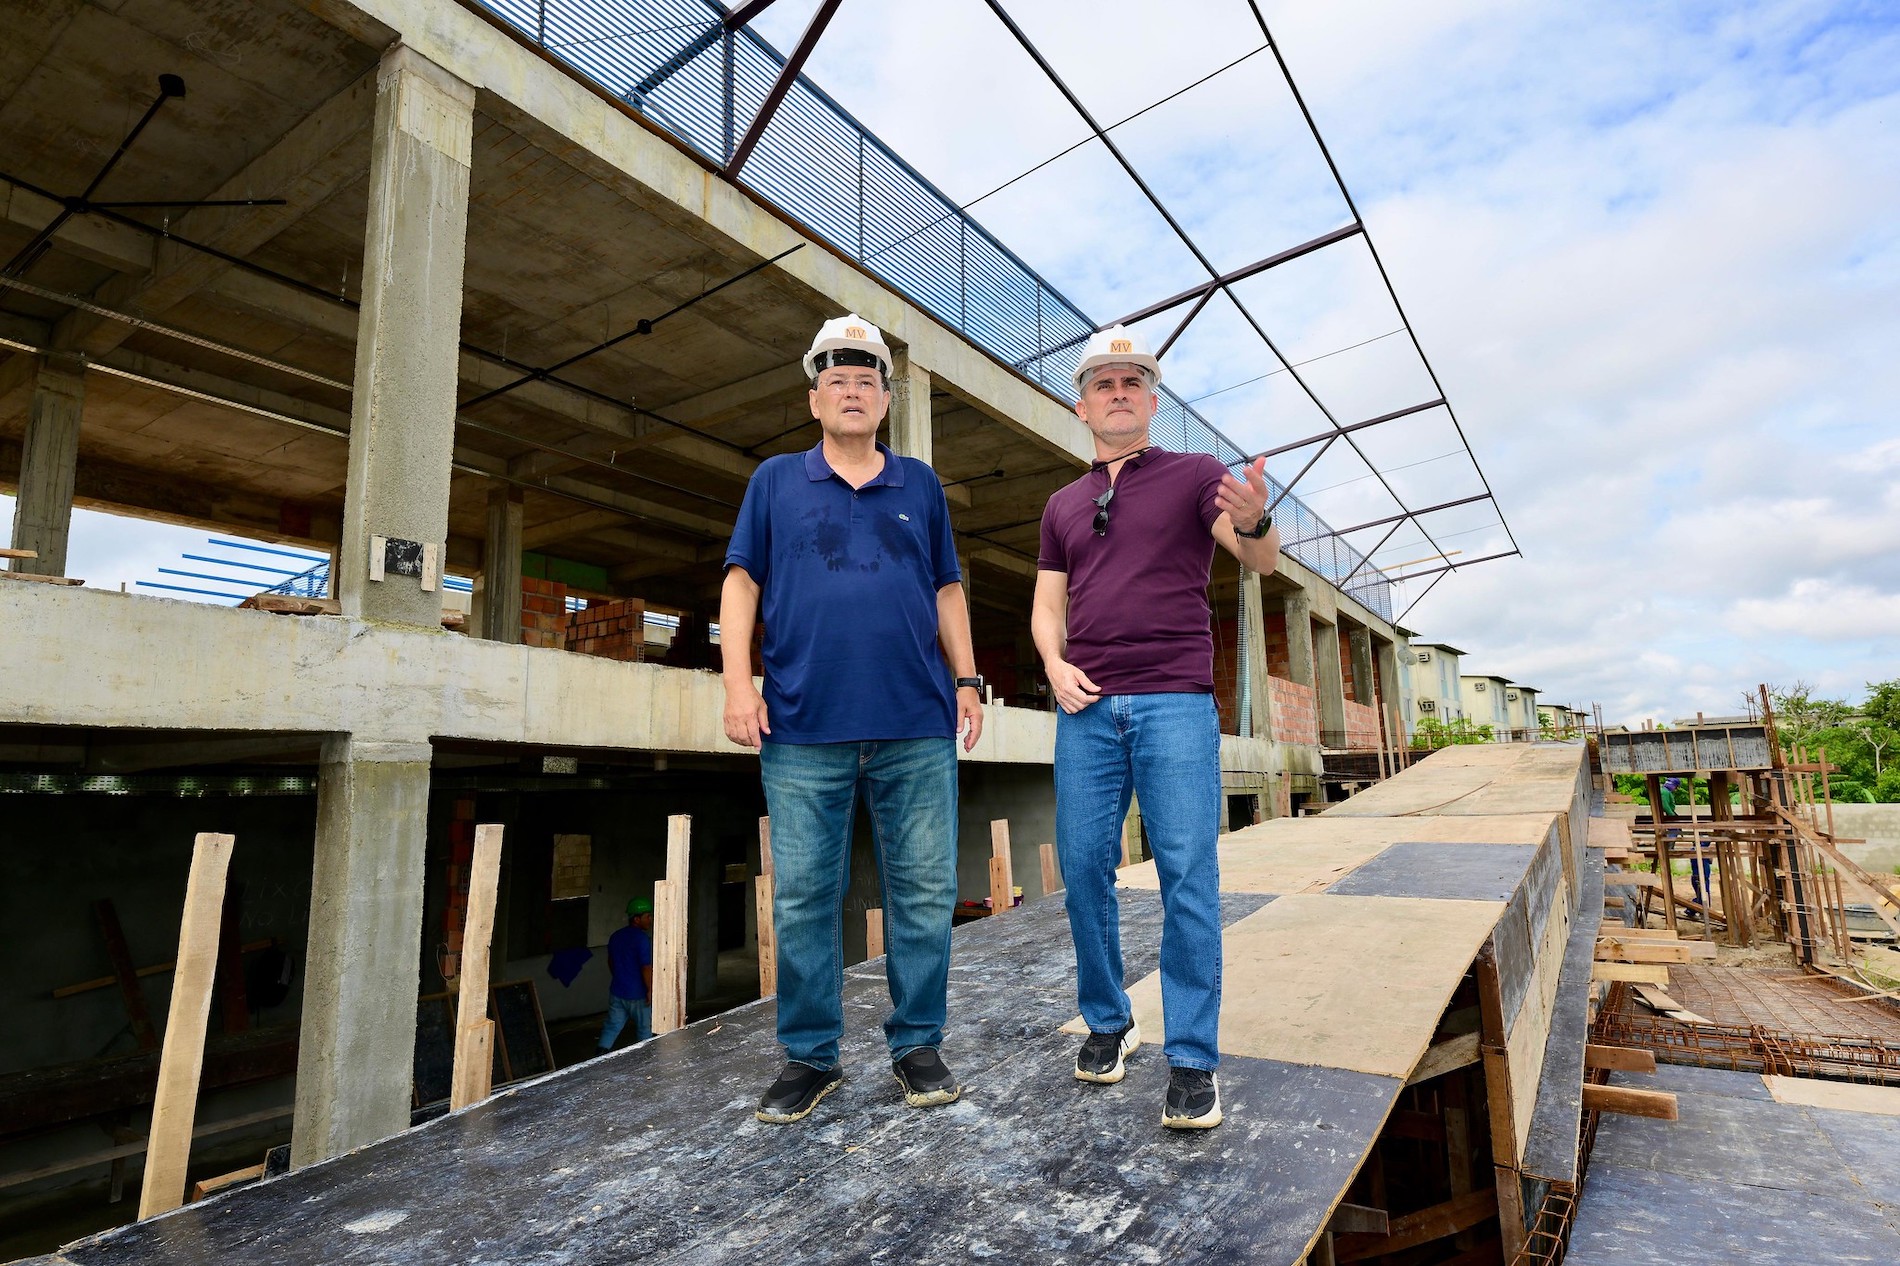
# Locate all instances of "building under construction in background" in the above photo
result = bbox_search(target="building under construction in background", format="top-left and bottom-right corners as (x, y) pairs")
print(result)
(3, 4), (1894, 1265)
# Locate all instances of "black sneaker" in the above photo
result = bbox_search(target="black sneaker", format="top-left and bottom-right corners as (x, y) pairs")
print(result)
(1162, 1066), (1222, 1130)
(755, 1061), (843, 1124)
(1074, 1018), (1140, 1084)
(891, 1048), (961, 1107)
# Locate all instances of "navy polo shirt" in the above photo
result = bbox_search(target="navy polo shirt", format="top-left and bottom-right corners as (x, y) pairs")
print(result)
(725, 441), (961, 744)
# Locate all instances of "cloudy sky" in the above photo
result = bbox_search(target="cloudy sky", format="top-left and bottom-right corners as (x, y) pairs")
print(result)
(8, 1), (1895, 726)
(743, 0), (1900, 725)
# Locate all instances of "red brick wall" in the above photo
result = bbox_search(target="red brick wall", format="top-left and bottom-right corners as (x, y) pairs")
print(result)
(1343, 698), (1382, 750)
(1269, 678), (1318, 746)
(1340, 631), (1358, 701)
(1264, 612), (1291, 680)
(567, 598), (645, 661)
(521, 576), (568, 649)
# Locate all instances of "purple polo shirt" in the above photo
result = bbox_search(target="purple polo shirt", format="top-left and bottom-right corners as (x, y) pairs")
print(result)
(1038, 448), (1227, 695)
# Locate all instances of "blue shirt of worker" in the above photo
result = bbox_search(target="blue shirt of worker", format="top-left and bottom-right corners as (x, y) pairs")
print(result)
(724, 441), (961, 743)
(607, 922), (652, 1002)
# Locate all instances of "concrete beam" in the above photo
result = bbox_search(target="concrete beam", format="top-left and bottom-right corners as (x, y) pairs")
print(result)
(291, 735), (432, 1168)
(313, 0), (1093, 467)
(1283, 589), (1315, 689)
(338, 46), (476, 626)
(1240, 569), (1273, 743)
(7, 353), (84, 575)
(1314, 617), (1346, 741)
(1348, 624), (1376, 707)
(889, 347), (930, 465)
(2, 177), (156, 273)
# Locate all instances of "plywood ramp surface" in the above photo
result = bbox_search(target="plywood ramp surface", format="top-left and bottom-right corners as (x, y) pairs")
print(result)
(1761, 1075), (1900, 1116)
(1323, 744), (1585, 820)
(1118, 813), (1560, 895)
(1065, 894), (1505, 1079)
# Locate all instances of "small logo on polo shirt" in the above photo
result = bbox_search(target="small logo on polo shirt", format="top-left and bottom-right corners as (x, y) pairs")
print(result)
(898, 513), (910, 521)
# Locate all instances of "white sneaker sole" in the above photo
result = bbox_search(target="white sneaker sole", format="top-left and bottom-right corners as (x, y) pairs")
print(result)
(1162, 1077), (1222, 1129)
(1075, 1019), (1142, 1084)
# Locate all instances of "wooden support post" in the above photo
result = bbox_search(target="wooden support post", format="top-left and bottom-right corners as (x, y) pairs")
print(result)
(865, 908), (885, 959)
(653, 815), (691, 1033)
(1818, 744), (1836, 839)
(1039, 842), (1061, 899)
(756, 817), (776, 996)
(449, 823), (504, 1112)
(989, 819), (1014, 914)
(1119, 819), (1134, 868)
(1584, 1043), (1657, 1073)
(93, 899), (160, 1052)
(138, 833), (236, 1220)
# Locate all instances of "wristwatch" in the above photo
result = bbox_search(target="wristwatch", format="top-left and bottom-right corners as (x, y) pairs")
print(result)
(1234, 510), (1273, 540)
(956, 675), (985, 692)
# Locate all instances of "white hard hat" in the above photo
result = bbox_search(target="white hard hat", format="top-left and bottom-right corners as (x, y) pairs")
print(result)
(1073, 324), (1162, 393)
(803, 314), (894, 381)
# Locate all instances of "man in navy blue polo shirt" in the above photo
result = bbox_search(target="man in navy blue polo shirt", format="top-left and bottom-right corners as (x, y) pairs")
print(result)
(1033, 325), (1280, 1130)
(720, 315), (983, 1124)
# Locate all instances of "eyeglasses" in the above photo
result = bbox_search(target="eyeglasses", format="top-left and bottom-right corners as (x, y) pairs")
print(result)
(1092, 485), (1115, 536)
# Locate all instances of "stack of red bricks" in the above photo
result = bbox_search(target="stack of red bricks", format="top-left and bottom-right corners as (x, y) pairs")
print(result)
(566, 598), (645, 662)
(1268, 677), (1319, 746)
(521, 576), (569, 649)
(1342, 699), (1384, 750)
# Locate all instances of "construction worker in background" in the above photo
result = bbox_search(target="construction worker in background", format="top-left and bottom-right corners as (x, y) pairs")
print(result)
(1033, 325), (1282, 1129)
(597, 897), (654, 1053)
(721, 314), (983, 1123)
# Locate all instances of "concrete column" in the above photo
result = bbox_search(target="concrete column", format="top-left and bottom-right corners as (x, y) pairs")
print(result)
(1315, 618), (1346, 744)
(1283, 590), (1315, 688)
(479, 485), (523, 643)
(9, 353), (86, 576)
(1348, 625), (1376, 706)
(338, 46), (476, 627)
(292, 736), (433, 1167)
(1375, 637), (1403, 733)
(1240, 570), (1272, 741)
(888, 348), (931, 465)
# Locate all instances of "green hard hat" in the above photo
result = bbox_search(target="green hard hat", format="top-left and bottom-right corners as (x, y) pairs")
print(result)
(626, 896), (653, 917)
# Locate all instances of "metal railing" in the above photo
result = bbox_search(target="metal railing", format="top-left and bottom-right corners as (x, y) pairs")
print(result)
(472, 0), (1394, 619)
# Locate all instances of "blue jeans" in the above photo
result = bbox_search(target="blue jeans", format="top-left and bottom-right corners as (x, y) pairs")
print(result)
(598, 995), (652, 1050)
(759, 737), (958, 1069)
(1056, 692), (1222, 1071)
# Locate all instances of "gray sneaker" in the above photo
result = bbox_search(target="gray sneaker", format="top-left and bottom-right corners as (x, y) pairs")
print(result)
(1075, 1019), (1141, 1084)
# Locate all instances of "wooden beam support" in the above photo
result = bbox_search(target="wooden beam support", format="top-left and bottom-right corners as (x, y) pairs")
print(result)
(1336, 1188), (1498, 1262)
(138, 833), (236, 1219)
(449, 824), (504, 1111)
(1584, 1044), (1657, 1073)
(1039, 841), (1061, 899)
(755, 817), (777, 997)
(989, 819), (1015, 915)
(1406, 1032), (1482, 1086)
(652, 816), (692, 1033)
(1592, 962), (1671, 985)
(1582, 1084), (1678, 1120)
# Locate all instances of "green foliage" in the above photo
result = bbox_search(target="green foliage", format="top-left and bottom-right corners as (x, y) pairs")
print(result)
(1412, 716), (1493, 749)
(1759, 678), (1900, 802)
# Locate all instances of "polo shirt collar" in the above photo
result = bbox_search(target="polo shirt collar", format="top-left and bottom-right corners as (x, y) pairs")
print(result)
(803, 439), (906, 487)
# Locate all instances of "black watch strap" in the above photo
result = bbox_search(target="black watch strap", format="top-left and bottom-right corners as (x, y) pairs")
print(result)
(1235, 510), (1273, 540)
(956, 675), (984, 691)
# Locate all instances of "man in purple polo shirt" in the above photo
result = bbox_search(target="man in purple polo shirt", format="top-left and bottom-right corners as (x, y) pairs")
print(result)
(721, 315), (984, 1124)
(1033, 325), (1281, 1130)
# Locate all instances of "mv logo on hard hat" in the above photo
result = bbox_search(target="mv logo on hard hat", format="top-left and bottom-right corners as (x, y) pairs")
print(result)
(1110, 339), (1132, 354)
(846, 326), (867, 340)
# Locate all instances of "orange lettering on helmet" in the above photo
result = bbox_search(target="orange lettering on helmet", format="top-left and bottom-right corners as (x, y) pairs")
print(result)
(1110, 339), (1132, 354)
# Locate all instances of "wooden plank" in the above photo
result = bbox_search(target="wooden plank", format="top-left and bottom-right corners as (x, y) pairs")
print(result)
(989, 819), (1013, 913)
(0, 1106), (293, 1191)
(1761, 1075), (1900, 1116)
(188, 1162), (264, 1203)
(51, 940), (275, 998)
(1602, 872), (1661, 889)
(0, 570), (83, 584)
(450, 823), (504, 1111)
(1039, 842), (1060, 898)
(865, 908), (884, 959)
(1591, 962), (1670, 985)
(756, 818), (776, 996)
(91, 899), (161, 1051)
(138, 832), (236, 1219)
(1119, 819), (1134, 868)
(1584, 1044), (1656, 1073)
(1594, 938), (1713, 963)
(0, 546), (38, 558)
(652, 816), (692, 1033)
(1336, 1188), (1498, 1261)
(1406, 1032), (1482, 1086)
(1581, 1084), (1678, 1119)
